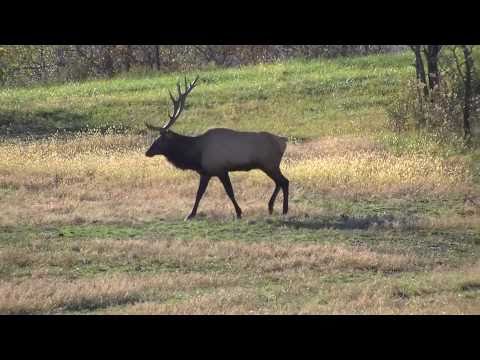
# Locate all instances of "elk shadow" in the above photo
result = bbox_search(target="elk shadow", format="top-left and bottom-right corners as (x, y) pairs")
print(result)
(274, 214), (418, 231)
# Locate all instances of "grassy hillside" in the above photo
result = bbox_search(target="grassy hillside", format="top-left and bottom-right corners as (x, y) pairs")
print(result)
(0, 53), (412, 138)
(1, 52), (480, 314)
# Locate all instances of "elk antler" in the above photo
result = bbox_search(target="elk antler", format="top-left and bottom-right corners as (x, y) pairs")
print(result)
(145, 75), (199, 132)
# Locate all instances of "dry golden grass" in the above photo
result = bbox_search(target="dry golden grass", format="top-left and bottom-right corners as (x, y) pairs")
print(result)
(1, 134), (470, 193)
(299, 262), (480, 314)
(0, 272), (238, 314)
(0, 237), (419, 277)
(1, 234), (478, 314)
(0, 133), (474, 226)
(95, 261), (480, 315)
(282, 136), (471, 196)
(1, 132), (479, 314)
(100, 287), (264, 315)
(418, 215), (480, 230)
(0, 237), (420, 314)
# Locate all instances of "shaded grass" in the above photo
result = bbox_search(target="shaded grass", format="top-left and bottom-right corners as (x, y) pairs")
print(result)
(0, 230), (426, 314)
(102, 264), (480, 315)
(2, 232), (478, 314)
(1, 215), (479, 285)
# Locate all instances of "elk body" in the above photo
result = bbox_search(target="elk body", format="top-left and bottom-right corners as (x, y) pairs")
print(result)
(145, 76), (289, 220)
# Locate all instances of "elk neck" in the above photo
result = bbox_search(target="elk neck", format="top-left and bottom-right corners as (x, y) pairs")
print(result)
(162, 131), (203, 173)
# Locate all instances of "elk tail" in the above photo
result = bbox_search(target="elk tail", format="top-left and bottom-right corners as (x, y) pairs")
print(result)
(275, 136), (288, 157)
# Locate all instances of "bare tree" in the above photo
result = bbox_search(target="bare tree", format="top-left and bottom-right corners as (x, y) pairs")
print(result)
(410, 45), (429, 97)
(154, 45), (161, 71)
(424, 45), (442, 90)
(122, 45), (133, 72)
(453, 45), (476, 141)
(410, 45), (443, 95)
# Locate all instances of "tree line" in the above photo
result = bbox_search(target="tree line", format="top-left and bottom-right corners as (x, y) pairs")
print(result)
(0, 45), (404, 87)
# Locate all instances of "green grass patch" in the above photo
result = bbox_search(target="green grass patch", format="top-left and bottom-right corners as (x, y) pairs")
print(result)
(0, 53), (413, 138)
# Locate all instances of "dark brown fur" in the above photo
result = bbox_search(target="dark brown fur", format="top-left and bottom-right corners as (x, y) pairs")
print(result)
(146, 128), (289, 220)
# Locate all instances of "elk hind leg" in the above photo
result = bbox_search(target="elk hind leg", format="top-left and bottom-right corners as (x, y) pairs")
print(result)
(268, 185), (281, 215)
(218, 172), (242, 219)
(265, 167), (289, 215)
(281, 173), (289, 214)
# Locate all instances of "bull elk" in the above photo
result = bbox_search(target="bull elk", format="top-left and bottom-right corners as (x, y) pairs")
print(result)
(145, 76), (289, 220)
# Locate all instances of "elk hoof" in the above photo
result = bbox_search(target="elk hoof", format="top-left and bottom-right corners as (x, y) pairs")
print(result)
(184, 214), (195, 221)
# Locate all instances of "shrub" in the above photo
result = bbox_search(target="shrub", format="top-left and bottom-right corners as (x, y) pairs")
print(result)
(386, 46), (480, 145)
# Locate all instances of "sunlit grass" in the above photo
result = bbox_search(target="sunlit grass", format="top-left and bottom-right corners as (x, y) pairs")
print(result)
(0, 132), (476, 230)
(1, 51), (480, 314)
(0, 52), (413, 138)
(0, 132), (471, 198)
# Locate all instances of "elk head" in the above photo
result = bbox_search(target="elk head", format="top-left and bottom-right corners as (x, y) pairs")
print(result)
(145, 75), (199, 157)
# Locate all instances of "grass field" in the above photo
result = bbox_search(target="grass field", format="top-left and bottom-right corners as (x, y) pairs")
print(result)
(1, 52), (480, 314)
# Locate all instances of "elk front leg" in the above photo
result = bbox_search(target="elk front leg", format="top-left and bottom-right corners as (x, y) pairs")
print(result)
(185, 175), (211, 221)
